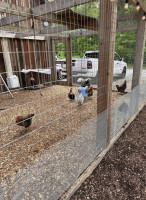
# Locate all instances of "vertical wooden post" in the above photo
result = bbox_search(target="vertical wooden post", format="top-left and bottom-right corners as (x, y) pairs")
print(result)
(1, 38), (13, 77)
(65, 35), (72, 86)
(97, 0), (118, 145)
(132, 12), (146, 90)
(52, 39), (57, 82)
(15, 40), (23, 86)
(47, 37), (57, 83)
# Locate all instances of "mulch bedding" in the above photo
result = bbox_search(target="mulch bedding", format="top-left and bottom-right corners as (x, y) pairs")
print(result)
(0, 85), (123, 182)
(71, 106), (146, 200)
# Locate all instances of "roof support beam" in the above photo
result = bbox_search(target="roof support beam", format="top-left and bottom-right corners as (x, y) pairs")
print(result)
(0, 1), (31, 17)
(32, 0), (96, 16)
(0, 0), (96, 26)
(41, 25), (70, 34)
(0, 1), (139, 28)
(117, 24), (137, 32)
(0, 14), (27, 26)
(0, 23), (138, 40)
(117, 11), (139, 22)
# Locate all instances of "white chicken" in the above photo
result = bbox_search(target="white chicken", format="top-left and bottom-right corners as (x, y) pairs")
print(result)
(76, 90), (84, 105)
(77, 78), (91, 87)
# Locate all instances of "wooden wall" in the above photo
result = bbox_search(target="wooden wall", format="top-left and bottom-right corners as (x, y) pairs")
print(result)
(0, 38), (50, 90)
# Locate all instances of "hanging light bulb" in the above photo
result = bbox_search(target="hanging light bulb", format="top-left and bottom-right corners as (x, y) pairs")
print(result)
(110, 0), (114, 2)
(124, 0), (129, 9)
(136, 2), (140, 11)
(142, 13), (146, 21)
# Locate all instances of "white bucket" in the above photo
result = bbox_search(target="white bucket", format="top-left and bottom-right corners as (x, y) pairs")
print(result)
(7, 75), (20, 89)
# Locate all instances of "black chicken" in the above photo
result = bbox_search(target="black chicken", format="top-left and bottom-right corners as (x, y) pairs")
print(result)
(16, 114), (35, 129)
(68, 88), (75, 100)
(82, 78), (90, 87)
(116, 80), (127, 93)
(30, 77), (36, 86)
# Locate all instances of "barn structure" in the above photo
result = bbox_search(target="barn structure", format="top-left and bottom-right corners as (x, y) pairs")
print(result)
(0, 0), (146, 199)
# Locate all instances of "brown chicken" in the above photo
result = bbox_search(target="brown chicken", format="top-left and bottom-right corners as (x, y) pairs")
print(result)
(87, 86), (93, 97)
(16, 114), (34, 128)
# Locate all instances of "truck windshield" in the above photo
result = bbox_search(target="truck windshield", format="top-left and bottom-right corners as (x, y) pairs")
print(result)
(85, 52), (99, 58)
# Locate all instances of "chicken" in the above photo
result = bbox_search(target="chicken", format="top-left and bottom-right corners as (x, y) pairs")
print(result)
(87, 86), (93, 97)
(82, 78), (90, 87)
(116, 80), (127, 93)
(77, 78), (91, 87)
(30, 77), (36, 86)
(68, 88), (75, 100)
(76, 91), (84, 105)
(16, 114), (34, 128)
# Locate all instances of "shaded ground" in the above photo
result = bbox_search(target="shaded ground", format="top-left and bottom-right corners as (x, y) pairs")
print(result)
(71, 106), (146, 200)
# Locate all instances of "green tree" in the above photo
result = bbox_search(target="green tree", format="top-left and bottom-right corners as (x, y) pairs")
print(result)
(55, 1), (146, 66)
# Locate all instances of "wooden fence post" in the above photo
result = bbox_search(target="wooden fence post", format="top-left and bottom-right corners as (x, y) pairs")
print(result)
(65, 36), (72, 86)
(1, 38), (13, 77)
(97, 0), (118, 145)
(47, 37), (57, 83)
(132, 12), (146, 90)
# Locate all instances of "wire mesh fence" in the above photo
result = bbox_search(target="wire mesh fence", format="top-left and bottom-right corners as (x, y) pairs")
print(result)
(0, 0), (146, 199)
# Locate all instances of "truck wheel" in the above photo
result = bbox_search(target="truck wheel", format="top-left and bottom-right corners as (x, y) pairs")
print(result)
(121, 67), (126, 78)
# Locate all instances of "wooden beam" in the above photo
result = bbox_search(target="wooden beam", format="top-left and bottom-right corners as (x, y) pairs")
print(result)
(0, 1), (31, 26)
(129, 0), (145, 14)
(54, 9), (98, 31)
(0, 25), (40, 34)
(46, 37), (57, 82)
(132, 12), (146, 90)
(32, 0), (96, 16)
(70, 24), (137, 38)
(1, 38), (13, 77)
(97, 0), (118, 145)
(117, 24), (137, 32)
(70, 30), (98, 38)
(0, 22), (137, 41)
(41, 9), (98, 32)
(41, 25), (69, 34)
(0, 1), (31, 17)
(0, 15), (27, 26)
(65, 36), (72, 86)
(117, 11), (139, 22)
(0, 0), (140, 29)
(14, 39), (23, 86)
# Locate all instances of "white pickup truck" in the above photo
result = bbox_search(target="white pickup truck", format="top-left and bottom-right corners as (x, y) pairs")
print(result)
(61, 51), (127, 80)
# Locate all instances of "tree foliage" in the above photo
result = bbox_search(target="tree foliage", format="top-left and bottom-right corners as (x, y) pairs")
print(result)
(55, 1), (146, 66)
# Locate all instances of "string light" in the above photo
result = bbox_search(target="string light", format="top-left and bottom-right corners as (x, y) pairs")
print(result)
(123, 0), (145, 21)
(124, 0), (129, 9)
(136, 1), (141, 11)
(110, 0), (114, 1)
(142, 13), (146, 21)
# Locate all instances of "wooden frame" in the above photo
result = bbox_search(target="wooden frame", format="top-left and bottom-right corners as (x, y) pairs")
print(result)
(97, 0), (118, 145)
(132, 12), (146, 89)
(65, 36), (72, 86)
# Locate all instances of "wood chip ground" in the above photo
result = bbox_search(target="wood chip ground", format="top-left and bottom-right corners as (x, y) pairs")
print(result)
(0, 85), (124, 182)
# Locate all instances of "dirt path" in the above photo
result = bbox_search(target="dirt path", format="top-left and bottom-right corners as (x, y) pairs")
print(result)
(71, 106), (146, 200)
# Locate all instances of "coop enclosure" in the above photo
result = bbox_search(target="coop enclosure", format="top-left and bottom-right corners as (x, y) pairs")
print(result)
(0, 0), (146, 199)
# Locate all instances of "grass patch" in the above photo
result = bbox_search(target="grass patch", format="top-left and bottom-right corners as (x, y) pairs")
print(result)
(127, 64), (146, 69)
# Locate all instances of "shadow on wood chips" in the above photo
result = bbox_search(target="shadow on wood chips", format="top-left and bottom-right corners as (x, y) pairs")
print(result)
(71, 106), (146, 200)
